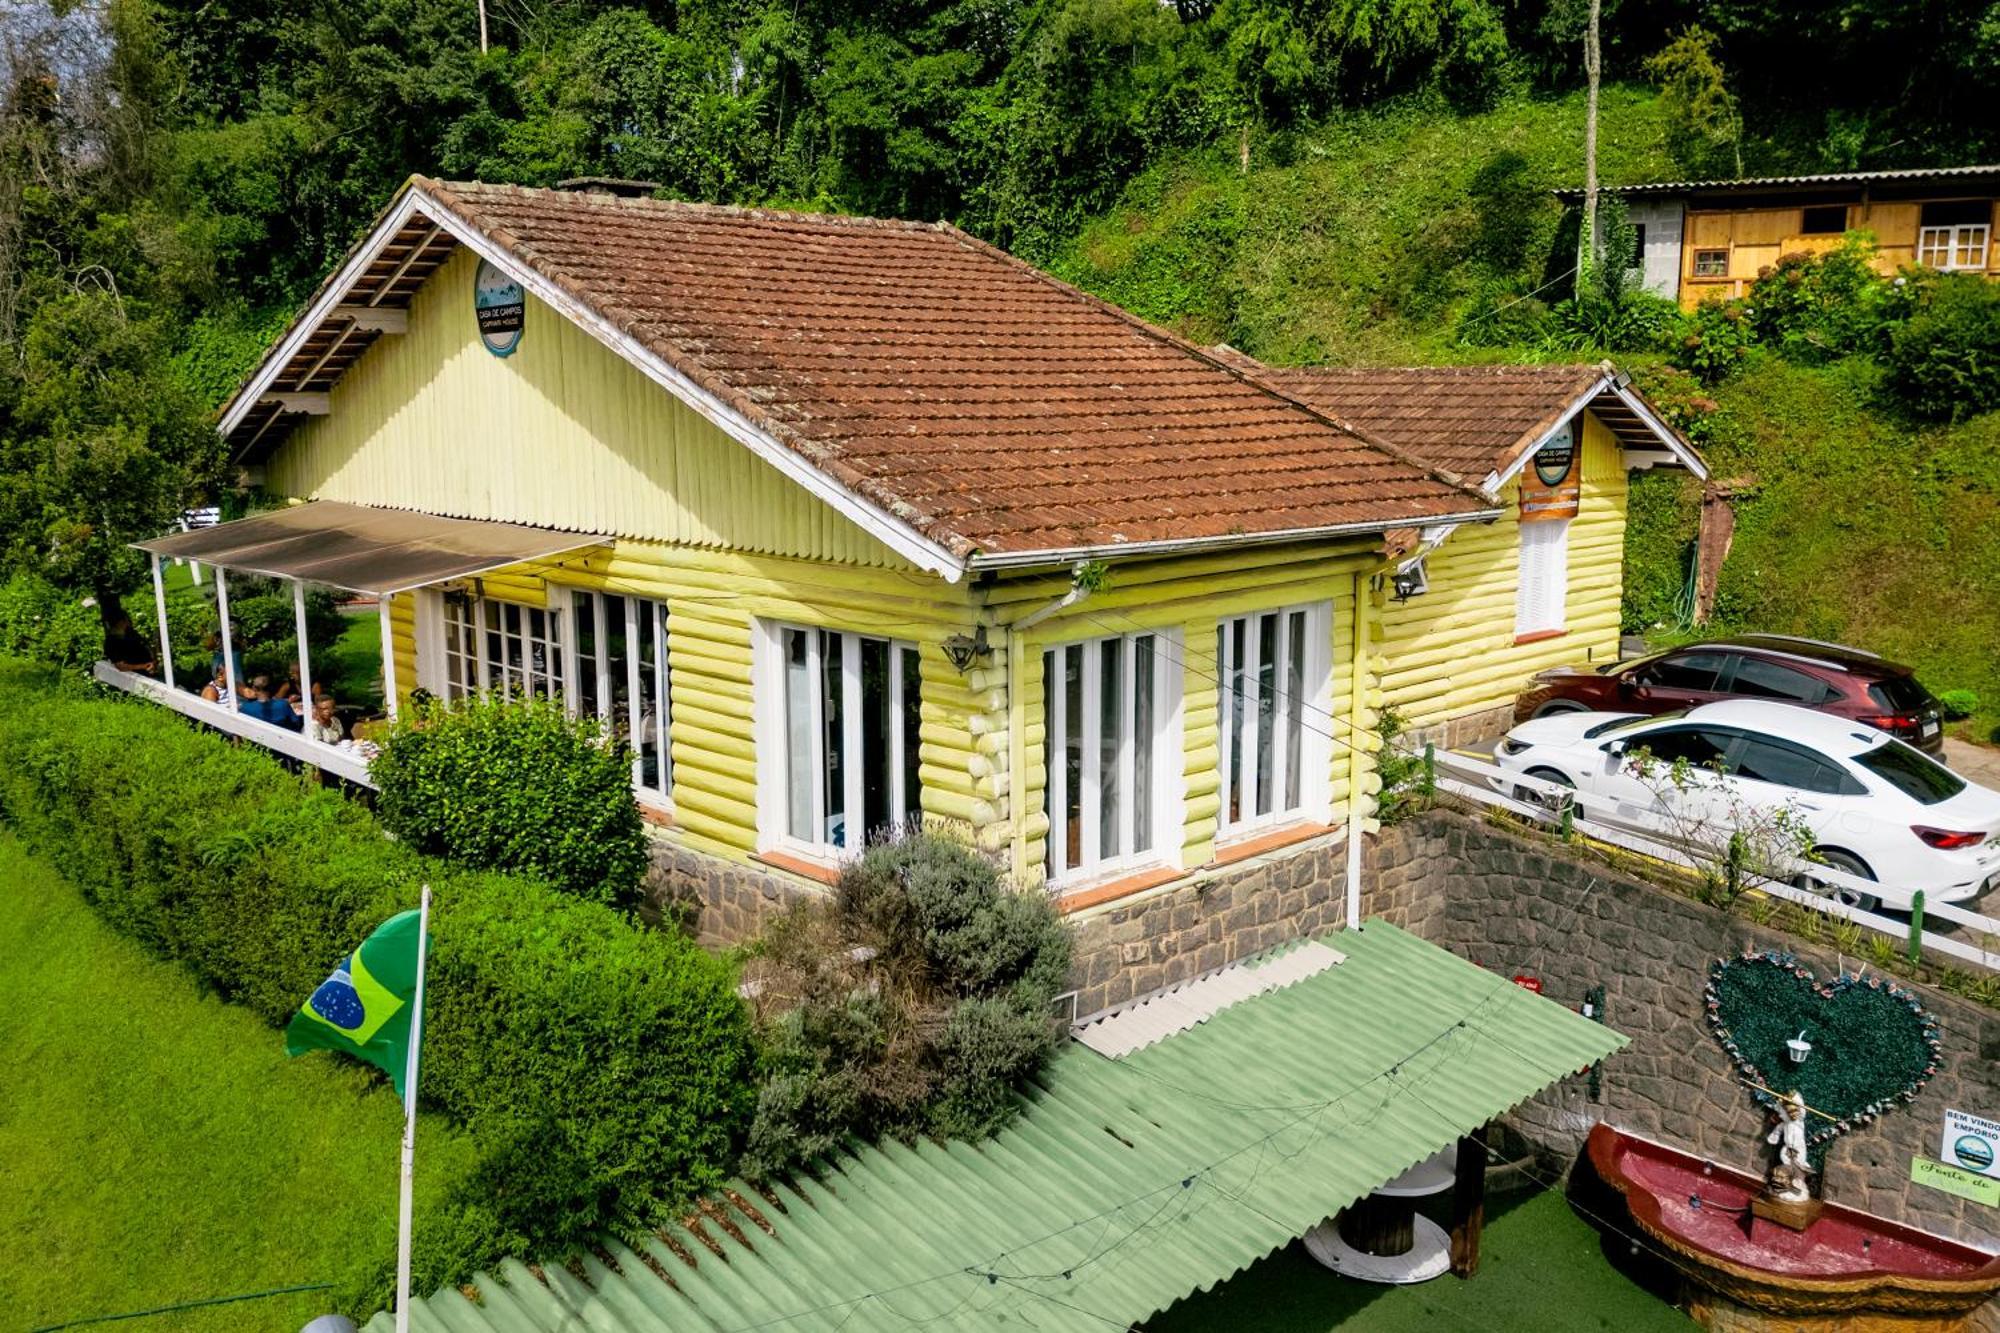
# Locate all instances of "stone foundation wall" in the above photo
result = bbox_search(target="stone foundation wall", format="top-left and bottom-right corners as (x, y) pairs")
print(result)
(1369, 808), (2000, 1267)
(642, 835), (825, 946)
(1405, 702), (1514, 753)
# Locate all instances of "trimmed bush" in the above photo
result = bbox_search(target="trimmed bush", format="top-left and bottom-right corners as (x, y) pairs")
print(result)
(0, 662), (752, 1312)
(740, 831), (1070, 1179)
(372, 694), (649, 908)
(1885, 273), (2000, 421)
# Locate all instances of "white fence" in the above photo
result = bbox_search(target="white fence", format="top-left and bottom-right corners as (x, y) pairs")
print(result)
(1426, 748), (2000, 975)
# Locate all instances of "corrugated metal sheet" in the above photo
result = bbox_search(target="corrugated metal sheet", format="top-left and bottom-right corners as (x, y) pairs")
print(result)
(1555, 163), (2000, 198)
(1072, 939), (1345, 1057)
(373, 923), (1623, 1333)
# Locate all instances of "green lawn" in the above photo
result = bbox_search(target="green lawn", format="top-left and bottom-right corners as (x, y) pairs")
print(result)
(1149, 1189), (1690, 1332)
(0, 831), (474, 1331)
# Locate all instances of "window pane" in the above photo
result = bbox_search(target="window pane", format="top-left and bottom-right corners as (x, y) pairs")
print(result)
(1285, 611), (1306, 811)
(900, 647), (922, 826)
(1855, 741), (1965, 805)
(1228, 618), (1247, 824)
(1635, 727), (1731, 770)
(637, 604), (666, 795)
(1732, 738), (1829, 791)
(1255, 613), (1277, 817)
(861, 636), (891, 844)
(822, 631), (846, 848)
(1133, 636), (1154, 854)
(1042, 649), (1056, 870)
(1099, 638), (1123, 858)
(1729, 656), (1822, 703)
(785, 629), (812, 840)
(1064, 644), (1083, 871)
(1637, 650), (1726, 691)
(574, 593), (599, 715)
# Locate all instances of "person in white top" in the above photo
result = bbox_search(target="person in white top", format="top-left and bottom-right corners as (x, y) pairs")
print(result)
(307, 696), (345, 746)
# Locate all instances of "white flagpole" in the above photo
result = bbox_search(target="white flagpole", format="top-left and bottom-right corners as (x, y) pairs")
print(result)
(395, 885), (432, 1333)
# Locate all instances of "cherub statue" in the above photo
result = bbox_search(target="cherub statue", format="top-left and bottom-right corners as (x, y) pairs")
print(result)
(1765, 1090), (1813, 1203)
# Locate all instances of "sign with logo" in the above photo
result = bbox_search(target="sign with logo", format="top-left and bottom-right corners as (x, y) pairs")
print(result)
(1519, 418), (1580, 524)
(473, 258), (525, 357)
(1913, 1156), (2000, 1206)
(1943, 1108), (2000, 1180)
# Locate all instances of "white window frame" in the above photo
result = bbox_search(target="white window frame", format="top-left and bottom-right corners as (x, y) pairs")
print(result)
(1918, 223), (1990, 272)
(561, 588), (674, 810)
(1215, 602), (1334, 841)
(1515, 518), (1571, 638)
(418, 586), (562, 702)
(752, 622), (923, 863)
(1041, 628), (1183, 889)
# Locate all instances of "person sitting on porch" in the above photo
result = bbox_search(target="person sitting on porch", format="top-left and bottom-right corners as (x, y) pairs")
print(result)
(102, 613), (155, 675)
(244, 676), (304, 731)
(200, 662), (236, 710)
(306, 696), (344, 746)
(275, 663), (326, 705)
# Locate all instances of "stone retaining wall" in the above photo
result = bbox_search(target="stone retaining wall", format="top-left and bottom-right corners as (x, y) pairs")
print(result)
(1369, 808), (2000, 1269)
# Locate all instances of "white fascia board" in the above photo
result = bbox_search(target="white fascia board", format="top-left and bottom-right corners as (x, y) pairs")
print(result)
(963, 509), (1503, 573)
(1610, 384), (1709, 480)
(219, 186), (968, 583)
(1480, 378), (1708, 491)
(1481, 382), (1609, 493)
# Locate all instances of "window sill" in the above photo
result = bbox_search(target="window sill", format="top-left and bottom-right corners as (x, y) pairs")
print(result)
(1053, 862), (1186, 914)
(1210, 820), (1335, 867)
(753, 848), (844, 887)
(1514, 629), (1568, 646)
(634, 799), (676, 830)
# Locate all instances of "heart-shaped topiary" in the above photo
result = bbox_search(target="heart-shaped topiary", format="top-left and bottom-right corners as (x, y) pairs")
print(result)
(1705, 949), (1942, 1150)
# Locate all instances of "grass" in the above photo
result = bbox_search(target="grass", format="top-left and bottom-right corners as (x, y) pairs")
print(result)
(1148, 1188), (1690, 1332)
(0, 830), (476, 1330)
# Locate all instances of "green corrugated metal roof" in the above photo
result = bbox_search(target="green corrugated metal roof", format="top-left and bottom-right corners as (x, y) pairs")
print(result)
(374, 922), (1624, 1333)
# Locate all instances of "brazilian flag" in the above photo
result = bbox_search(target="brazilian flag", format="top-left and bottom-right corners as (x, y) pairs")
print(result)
(285, 910), (426, 1097)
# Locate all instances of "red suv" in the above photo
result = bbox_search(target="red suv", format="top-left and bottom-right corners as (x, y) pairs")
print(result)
(1513, 635), (1946, 755)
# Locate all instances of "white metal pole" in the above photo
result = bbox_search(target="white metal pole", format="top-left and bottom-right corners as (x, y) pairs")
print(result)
(150, 555), (175, 690)
(293, 581), (315, 729)
(215, 567), (239, 711)
(380, 596), (400, 721)
(395, 884), (431, 1333)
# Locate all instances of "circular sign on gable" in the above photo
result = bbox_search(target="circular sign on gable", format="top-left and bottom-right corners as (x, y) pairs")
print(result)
(473, 258), (525, 357)
(1534, 419), (1577, 488)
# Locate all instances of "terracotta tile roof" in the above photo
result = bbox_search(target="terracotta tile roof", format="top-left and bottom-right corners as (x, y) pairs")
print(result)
(381, 181), (1494, 563)
(1239, 362), (1615, 480)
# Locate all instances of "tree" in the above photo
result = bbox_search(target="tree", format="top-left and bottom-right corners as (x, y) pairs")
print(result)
(1644, 26), (1743, 179)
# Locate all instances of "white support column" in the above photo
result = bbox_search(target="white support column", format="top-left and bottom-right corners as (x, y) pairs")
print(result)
(293, 580), (314, 724)
(215, 566), (239, 711)
(380, 595), (400, 721)
(150, 555), (176, 691)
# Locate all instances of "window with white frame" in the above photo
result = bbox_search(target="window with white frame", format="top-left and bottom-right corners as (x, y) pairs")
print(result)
(1042, 631), (1178, 885)
(568, 590), (673, 805)
(761, 626), (922, 857)
(1917, 224), (1990, 271)
(1515, 519), (1570, 637)
(1216, 604), (1332, 837)
(437, 593), (564, 701)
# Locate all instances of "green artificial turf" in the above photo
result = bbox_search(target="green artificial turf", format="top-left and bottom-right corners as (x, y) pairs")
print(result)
(1148, 1188), (1690, 1332)
(0, 831), (475, 1330)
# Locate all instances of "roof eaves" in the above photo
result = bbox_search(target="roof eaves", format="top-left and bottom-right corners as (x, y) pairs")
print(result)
(963, 507), (1505, 573)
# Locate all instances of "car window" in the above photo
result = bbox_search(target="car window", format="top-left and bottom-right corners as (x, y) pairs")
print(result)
(1731, 737), (1856, 794)
(1866, 676), (1933, 713)
(1587, 710), (1687, 739)
(1632, 650), (1727, 691)
(1854, 740), (1967, 805)
(1631, 727), (1733, 770)
(1728, 655), (1827, 703)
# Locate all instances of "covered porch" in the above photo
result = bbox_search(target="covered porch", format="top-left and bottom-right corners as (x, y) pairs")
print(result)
(102, 500), (609, 787)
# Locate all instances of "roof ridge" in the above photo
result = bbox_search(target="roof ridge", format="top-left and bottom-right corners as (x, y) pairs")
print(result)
(428, 176), (956, 235)
(935, 225), (1490, 501)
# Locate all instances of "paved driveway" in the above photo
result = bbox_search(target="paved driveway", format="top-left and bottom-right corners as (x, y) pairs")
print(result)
(1945, 737), (2000, 790)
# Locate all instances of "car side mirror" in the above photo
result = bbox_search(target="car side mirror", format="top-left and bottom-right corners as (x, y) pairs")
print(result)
(1602, 739), (1627, 756)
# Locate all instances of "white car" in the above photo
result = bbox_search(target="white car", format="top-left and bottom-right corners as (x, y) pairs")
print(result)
(1489, 699), (2000, 911)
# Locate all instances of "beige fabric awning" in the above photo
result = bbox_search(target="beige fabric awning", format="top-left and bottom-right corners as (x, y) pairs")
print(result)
(133, 501), (611, 595)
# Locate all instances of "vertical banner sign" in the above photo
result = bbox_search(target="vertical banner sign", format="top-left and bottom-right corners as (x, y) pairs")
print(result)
(1519, 418), (1581, 523)
(474, 258), (525, 357)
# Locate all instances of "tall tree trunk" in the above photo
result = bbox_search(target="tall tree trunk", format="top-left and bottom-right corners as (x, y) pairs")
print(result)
(1581, 0), (1601, 295)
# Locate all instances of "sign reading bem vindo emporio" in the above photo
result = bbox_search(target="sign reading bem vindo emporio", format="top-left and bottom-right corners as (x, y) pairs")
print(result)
(1518, 417), (1581, 524)
(473, 257), (525, 357)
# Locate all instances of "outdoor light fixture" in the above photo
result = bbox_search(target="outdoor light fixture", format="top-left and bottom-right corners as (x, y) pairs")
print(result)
(1390, 559), (1429, 602)
(1787, 1031), (1813, 1065)
(941, 625), (993, 674)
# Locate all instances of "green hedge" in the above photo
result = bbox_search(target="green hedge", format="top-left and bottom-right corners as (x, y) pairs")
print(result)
(0, 573), (103, 668)
(0, 662), (753, 1311)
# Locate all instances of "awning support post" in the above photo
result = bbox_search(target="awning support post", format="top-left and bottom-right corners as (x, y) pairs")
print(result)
(150, 555), (175, 691)
(293, 580), (315, 723)
(215, 566), (239, 710)
(1450, 1125), (1490, 1279)
(379, 595), (399, 721)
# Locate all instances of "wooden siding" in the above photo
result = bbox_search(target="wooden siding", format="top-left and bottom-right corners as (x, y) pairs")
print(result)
(1376, 412), (1627, 730)
(1678, 197), (2000, 307)
(269, 248), (915, 570)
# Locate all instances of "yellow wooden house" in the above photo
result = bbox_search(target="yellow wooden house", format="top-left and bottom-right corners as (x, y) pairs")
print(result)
(115, 178), (1698, 939)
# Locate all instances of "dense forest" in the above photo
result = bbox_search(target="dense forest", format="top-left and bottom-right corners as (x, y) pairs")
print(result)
(2, 0), (1999, 721)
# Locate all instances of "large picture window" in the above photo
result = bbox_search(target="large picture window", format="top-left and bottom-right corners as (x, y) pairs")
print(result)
(1515, 519), (1570, 638)
(1216, 604), (1332, 837)
(438, 593), (563, 701)
(764, 626), (922, 857)
(569, 590), (673, 805)
(1043, 631), (1177, 885)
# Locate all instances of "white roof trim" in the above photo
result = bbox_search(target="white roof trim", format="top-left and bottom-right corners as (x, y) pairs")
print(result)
(218, 185), (970, 582)
(1480, 378), (1707, 492)
(1071, 939), (1345, 1058)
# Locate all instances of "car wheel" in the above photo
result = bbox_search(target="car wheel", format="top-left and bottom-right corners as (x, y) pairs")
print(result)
(1514, 766), (1575, 812)
(1532, 699), (1591, 719)
(1795, 848), (1880, 915)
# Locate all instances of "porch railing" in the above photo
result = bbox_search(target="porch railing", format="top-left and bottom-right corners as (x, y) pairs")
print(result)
(93, 661), (376, 788)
